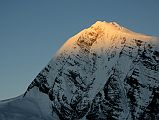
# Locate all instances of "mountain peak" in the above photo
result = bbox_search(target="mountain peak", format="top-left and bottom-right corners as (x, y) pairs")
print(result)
(92, 21), (122, 31)
(90, 21), (152, 40)
(0, 21), (159, 120)
(93, 21), (122, 28)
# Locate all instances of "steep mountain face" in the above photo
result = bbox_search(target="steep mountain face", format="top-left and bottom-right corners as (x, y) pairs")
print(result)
(0, 21), (159, 120)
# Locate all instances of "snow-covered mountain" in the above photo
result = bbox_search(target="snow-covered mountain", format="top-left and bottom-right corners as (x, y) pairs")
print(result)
(0, 21), (159, 120)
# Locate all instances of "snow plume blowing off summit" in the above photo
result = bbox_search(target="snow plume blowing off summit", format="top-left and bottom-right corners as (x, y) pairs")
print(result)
(0, 21), (159, 120)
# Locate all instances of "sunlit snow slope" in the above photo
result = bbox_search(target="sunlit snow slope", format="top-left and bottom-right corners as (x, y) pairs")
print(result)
(0, 21), (159, 120)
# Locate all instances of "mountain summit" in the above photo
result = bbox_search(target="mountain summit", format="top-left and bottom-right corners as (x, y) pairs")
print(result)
(0, 21), (159, 120)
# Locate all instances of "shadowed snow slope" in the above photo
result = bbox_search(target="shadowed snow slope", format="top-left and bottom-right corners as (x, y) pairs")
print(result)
(0, 21), (159, 120)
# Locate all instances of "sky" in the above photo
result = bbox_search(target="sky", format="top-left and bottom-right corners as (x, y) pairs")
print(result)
(0, 0), (159, 100)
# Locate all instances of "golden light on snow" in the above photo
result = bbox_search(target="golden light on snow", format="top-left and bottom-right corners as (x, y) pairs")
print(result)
(58, 21), (152, 56)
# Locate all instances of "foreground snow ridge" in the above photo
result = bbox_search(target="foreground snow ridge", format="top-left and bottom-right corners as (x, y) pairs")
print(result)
(0, 21), (159, 120)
